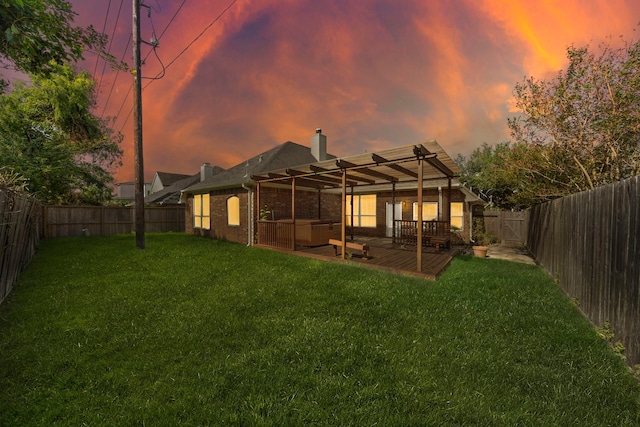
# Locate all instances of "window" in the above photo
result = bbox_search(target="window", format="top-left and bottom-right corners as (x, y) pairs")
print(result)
(346, 194), (377, 227)
(412, 201), (464, 229)
(450, 202), (464, 230)
(412, 202), (438, 221)
(227, 196), (240, 226)
(193, 194), (210, 229)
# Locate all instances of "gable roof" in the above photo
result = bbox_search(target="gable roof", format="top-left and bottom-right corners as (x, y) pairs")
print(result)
(146, 166), (225, 204)
(183, 141), (335, 194)
(156, 172), (193, 187)
(145, 174), (200, 204)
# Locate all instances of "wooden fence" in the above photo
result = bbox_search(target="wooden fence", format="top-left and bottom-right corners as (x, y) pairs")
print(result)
(43, 205), (185, 238)
(527, 176), (639, 366)
(257, 220), (295, 250)
(0, 190), (41, 305)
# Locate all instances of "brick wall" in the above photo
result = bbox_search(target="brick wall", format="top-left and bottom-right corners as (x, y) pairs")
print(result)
(186, 186), (342, 245)
(257, 187), (341, 221)
(210, 190), (249, 243)
(186, 186), (473, 244)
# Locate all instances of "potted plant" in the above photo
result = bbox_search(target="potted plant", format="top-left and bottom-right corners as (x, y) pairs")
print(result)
(472, 244), (489, 258)
(472, 231), (495, 258)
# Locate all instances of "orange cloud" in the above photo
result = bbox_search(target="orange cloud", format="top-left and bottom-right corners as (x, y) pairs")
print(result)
(478, 0), (638, 78)
(69, 0), (640, 182)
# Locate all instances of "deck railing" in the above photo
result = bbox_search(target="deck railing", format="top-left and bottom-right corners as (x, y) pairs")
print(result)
(257, 220), (295, 250)
(395, 220), (451, 247)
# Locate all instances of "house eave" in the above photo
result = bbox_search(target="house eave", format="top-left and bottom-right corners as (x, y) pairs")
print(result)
(181, 179), (256, 197)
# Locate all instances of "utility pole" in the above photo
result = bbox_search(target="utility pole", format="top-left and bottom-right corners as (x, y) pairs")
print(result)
(132, 0), (145, 249)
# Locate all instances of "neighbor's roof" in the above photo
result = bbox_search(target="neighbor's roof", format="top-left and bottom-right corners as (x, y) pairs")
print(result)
(183, 141), (336, 194)
(146, 165), (225, 204)
(145, 174), (200, 204)
(155, 171), (193, 187)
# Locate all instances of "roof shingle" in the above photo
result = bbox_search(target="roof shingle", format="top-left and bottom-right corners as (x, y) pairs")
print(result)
(183, 141), (334, 193)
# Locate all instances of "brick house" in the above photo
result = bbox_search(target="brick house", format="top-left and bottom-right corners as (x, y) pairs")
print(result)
(180, 130), (336, 243)
(180, 130), (481, 247)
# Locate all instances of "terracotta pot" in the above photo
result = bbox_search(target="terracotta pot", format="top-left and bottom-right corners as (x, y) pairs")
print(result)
(472, 245), (488, 258)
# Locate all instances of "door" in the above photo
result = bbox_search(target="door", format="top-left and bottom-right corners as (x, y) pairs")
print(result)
(386, 202), (403, 237)
(503, 211), (528, 244)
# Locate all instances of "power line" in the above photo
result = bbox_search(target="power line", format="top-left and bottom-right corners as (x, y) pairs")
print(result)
(139, 0), (186, 74)
(146, 0), (237, 84)
(100, 31), (132, 119)
(97, 0), (125, 93)
(112, 0), (188, 130)
(93, 0), (113, 77)
(116, 84), (134, 134)
(141, 4), (166, 81)
(143, 46), (165, 81)
(157, 0), (187, 40)
(117, 0), (237, 132)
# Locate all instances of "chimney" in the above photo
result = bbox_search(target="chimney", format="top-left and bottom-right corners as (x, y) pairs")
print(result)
(311, 128), (327, 161)
(201, 162), (214, 181)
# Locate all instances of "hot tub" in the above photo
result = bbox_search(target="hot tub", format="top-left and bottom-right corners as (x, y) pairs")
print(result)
(294, 219), (341, 247)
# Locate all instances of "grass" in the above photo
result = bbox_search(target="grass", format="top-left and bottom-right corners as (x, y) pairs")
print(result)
(0, 233), (638, 426)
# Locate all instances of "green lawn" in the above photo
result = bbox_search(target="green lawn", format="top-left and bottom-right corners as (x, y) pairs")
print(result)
(0, 233), (638, 426)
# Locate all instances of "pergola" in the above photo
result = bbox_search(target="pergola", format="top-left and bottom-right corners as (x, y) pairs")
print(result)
(251, 140), (461, 272)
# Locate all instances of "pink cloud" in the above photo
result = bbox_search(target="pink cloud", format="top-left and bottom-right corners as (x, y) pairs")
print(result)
(66, 0), (640, 182)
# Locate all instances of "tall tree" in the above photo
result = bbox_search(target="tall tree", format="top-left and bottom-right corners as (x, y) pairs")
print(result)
(0, 0), (108, 77)
(461, 35), (640, 209)
(508, 37), (640, 194)
(0, 63), (122, 204)
(455, 142), (545, 209)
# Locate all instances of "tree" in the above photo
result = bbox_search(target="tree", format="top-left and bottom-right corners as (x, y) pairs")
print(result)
(456, 142), (510, 205)
(461, 35), (640, 209)
(456, 142), (542, 209)
(0, 0), (109, 77)
(508, 37), (640, 194)
(0, 63), (122, 204)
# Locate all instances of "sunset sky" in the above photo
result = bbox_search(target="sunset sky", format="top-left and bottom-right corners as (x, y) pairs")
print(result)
(66, 0), (640, 182)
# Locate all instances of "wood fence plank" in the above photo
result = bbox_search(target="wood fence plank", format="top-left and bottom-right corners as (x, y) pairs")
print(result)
(41, 205), (185, 237)
(0, 191), (40, 305)
(527, 176), (640, 366)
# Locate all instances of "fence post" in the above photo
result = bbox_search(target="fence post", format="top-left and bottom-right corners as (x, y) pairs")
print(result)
(42, 205), (48, 238)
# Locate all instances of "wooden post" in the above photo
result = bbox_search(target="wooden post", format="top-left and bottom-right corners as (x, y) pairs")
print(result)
(256, 182), (261, 245)
(256, 181), (261, 216)
(417, 157), (424, 272)
(43, 205), (48, 238)
(132, 0), (145, 249)
(392, 182), (396, 243)
(447, 176), (452, 227)
(350, 184), (354, 241)
(341, 169), (347, 259)
(100, 205), (105, 235)
(291, 176), (296, 250)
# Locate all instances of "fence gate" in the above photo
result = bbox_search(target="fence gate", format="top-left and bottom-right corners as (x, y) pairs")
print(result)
(503, 211), (528, 243)
(483, 210), (529, 244)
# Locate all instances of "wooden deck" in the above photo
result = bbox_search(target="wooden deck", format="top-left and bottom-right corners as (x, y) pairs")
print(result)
(257, 236), (458, 280)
